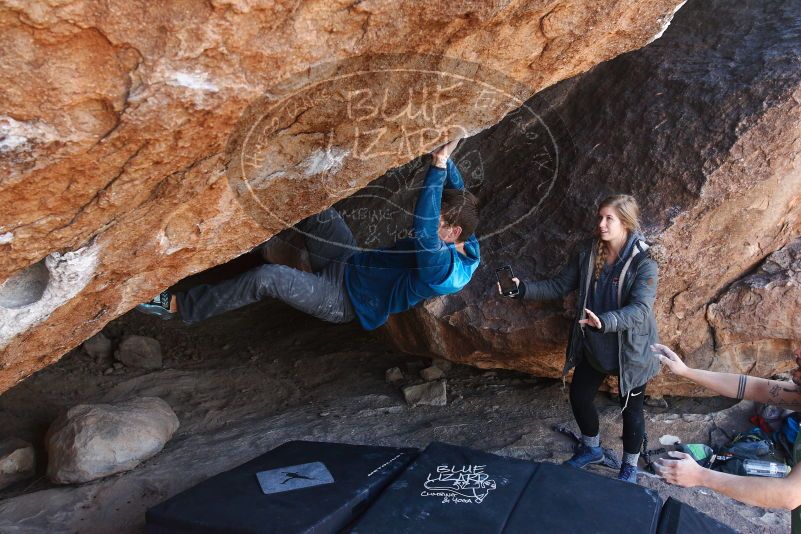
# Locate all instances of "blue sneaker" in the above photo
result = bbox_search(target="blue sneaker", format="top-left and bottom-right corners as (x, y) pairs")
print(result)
(618, 463), (638, 483)
(563, 443), (604, 469)
(136, 291), (175, 320)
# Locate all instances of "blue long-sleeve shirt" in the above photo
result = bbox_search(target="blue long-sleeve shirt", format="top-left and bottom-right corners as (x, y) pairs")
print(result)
(344, 159), (480, 330)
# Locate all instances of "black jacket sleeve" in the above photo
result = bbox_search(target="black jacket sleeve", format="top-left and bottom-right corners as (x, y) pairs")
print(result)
(518, 250), (582, 301)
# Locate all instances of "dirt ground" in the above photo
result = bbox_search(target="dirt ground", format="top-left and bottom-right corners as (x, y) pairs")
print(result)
(0, 298), (790, 533)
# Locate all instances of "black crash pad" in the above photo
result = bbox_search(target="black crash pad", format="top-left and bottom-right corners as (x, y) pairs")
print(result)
(351, 441), (663, 534)
(350, 441), (537, 534)
(505, 461), (661, 533)
(146, 440), (417, 534)
(656, 497), (737, 534)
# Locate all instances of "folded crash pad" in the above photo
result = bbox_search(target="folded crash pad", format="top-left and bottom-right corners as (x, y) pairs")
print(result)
(146, 440), (417, 534)
(351, 441), (663, 534)
(656, 497), (737, 534)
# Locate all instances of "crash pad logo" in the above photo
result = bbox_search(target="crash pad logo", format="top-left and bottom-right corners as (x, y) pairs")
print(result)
(255, 461), (334, 495)
(421, 464), (497, 504)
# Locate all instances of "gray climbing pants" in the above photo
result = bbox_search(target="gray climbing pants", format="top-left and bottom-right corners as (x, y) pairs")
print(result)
(177, 208), (357, 325)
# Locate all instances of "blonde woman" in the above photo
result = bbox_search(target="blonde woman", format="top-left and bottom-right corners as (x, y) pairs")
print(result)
(501, 195), (660, 483)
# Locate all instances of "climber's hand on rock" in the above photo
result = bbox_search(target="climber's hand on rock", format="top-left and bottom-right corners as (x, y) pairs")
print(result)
(431, 138), (460, 167)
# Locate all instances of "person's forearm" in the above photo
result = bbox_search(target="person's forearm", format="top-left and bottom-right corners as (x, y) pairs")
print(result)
(413, 163), (447, 241)
(682, 368), (744, 398)
(444, 158), (464, 189)
(682, 368), (801, 408)
(698, 468), (801, 510)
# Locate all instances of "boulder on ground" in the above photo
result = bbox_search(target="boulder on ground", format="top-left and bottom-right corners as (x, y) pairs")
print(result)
(420, 366), (445, 381)
(115, 335), (162, 369)
(82, 332), (112, 361)
(0, 438), (35, 490)
(402, 381), (447, 407)
(384, 367), (404, 386)
(45, 397), (179, 484)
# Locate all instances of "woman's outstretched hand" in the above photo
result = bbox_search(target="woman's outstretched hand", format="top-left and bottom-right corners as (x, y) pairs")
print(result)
(578, 308), (601, 329)
(652, 343), (689, 377)
(497, 277), (520, 296)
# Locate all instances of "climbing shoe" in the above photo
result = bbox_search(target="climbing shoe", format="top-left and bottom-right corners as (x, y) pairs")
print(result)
(563, 443), (604, 469)
(617, 463), (638, 484)
(136, 290), (175, 320)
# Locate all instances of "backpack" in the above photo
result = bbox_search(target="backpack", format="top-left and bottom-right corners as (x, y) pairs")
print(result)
(712, 427), (785, 475)
(773, 412), (801, 465)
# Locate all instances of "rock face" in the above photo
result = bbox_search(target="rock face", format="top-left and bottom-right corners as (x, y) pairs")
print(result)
(0, 437), (35, 490)
(46, 397), (179, 484)
(380, 0), (801, 395)
(707, 238), (801, 371)
(0, 0), (685, 394)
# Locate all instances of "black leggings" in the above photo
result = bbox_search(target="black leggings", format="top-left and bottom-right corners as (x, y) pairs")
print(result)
(569, 357), (646, 454)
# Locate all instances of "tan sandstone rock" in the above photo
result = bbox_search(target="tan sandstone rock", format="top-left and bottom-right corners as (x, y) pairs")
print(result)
(0, 437), (35, 490)
(0, 0), (684, 393)
(45, 397), (179, 484)
(706, 238), (801, 379)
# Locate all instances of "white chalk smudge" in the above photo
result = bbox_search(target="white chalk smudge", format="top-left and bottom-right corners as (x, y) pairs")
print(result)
(0, 116), (59, 153)
(249, 170), (287, 190)
(648, 0), (687, 44)
(0, 243), (100, 349)
(302, 147), (349, 177)
(168, 72), (219, 92)
(0, 232), (12, 245)
(0, 134), (27, 151)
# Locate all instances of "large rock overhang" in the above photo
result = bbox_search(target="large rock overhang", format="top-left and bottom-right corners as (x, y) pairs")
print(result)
(1, 0), (687, 393)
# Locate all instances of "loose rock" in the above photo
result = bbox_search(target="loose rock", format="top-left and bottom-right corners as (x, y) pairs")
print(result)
(115, 335), (162, 369)
(46, 397), (179, 484)
(384, 367), (404, 385)
(420, 366), (445, 381)
(0, 438), (35, 490)
(432, 358), (453, 372)
(645, 395), (669, 409)
(82, 332), (112, 362)
(402, 381), (447, 407)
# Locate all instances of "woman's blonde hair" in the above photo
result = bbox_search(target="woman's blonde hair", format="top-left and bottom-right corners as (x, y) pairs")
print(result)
(593, 195), (642, 280)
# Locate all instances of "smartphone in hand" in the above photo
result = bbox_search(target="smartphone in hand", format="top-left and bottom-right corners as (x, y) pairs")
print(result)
(496, 265), (519, 297)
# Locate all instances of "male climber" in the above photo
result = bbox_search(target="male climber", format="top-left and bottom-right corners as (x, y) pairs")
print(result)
(137, 139), (480, 331)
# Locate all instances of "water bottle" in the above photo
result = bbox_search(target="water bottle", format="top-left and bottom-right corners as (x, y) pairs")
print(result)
(743, 459), (791, 478)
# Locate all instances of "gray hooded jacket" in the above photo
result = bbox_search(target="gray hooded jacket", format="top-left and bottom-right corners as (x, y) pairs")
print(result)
(519, 237), (660, 396)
